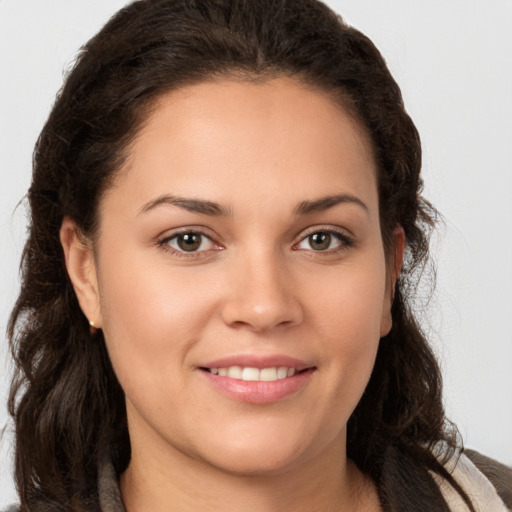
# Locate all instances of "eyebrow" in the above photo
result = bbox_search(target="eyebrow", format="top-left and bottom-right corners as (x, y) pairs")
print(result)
(138, 194), (231, 217)
(294, 194), (369, 216)
(138, 193), (368, 217)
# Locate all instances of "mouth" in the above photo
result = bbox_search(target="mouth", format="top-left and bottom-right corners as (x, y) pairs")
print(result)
(199, 366), (311, 382)
(198, 355), (316, 403)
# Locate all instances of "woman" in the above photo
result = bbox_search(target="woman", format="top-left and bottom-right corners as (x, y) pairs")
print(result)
(6, 0), (511, 510)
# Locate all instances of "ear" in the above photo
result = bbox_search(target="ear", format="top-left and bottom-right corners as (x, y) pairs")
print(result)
(60, 217), (102, 328)
(380, 225), (405, 337)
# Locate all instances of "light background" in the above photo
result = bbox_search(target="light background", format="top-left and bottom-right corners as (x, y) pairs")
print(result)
(1, 0), (511, 505)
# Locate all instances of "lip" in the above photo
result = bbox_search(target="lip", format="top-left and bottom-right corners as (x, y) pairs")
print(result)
(198, 354), (315, 404)
(199, 368), (314, 404)
(201, 354), (312, 371)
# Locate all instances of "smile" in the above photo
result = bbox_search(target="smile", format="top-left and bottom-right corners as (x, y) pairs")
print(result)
(199, 362), (315, 404)
(205, 366), (297, 381)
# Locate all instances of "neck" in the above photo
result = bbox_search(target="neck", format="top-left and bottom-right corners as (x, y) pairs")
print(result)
(120, 430), (379, 512)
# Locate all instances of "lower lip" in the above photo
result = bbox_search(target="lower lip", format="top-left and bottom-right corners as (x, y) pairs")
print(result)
(199, 369), (314, 404)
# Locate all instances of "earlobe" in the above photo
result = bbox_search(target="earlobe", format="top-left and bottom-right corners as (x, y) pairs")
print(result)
(60, 217), (102, 328)
(380, 226), (406, 337)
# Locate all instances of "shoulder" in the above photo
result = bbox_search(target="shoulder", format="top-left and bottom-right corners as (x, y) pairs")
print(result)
(433, 447), (511, 511)
(464, 449), (512, 511)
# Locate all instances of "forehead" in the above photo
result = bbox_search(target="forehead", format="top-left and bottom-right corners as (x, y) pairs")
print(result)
(108, 77), (378, 217)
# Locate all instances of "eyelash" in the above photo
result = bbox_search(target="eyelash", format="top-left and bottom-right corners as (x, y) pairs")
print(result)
(293, 228), (354, 254)
(158, 230), (221, 259)
(157, 227), (354, 258)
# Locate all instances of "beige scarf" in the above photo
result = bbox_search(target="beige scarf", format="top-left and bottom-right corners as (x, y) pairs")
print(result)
(432, 452), (509, 511)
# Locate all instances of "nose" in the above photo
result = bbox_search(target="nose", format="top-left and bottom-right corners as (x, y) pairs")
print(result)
(220, 250), (304, 332)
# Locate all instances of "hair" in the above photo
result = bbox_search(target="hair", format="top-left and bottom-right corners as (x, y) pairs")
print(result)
(8, 0), (474, 510)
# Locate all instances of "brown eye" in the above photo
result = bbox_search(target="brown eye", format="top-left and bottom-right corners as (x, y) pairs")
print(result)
(165, 232), (215, 253)
(296, 230), (350, 252)
(177, 233), (202, 251)
(308, 232), (332, 251)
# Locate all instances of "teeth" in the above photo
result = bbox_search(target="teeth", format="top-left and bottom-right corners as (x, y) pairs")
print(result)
(227, 366), (242, 379)
(241, 367), (260, 381)
(277, 367), (288, 379)
(208, 366), (299, 382)
(260, 368), (277, 381)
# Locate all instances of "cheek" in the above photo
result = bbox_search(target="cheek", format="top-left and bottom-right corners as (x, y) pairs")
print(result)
(307, 262), (387, 341)
(96, 254), (217, 392)
(304, 261), (386, 393)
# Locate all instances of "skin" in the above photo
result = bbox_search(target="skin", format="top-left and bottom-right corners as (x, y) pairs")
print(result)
(61, 77), (404, 511)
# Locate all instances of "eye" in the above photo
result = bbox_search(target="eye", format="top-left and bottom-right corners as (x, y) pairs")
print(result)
(295, 230), (351, 252)
(163, 232), (216, 253)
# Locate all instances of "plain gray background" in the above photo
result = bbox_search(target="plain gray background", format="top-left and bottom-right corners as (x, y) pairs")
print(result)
(1, 0), (511, 505)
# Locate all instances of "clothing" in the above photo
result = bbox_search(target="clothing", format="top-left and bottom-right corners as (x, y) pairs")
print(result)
(98, 458), (124, 512)
(96, 448), (511, 511)
(433, 451), (510, 511)
(5, 449), (511, 511)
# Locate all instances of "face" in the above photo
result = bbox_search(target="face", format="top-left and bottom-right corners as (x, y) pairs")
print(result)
(66, 77), (400, 477)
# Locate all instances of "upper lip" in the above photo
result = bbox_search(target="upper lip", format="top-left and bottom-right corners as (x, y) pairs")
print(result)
(200, 354), (314, 371)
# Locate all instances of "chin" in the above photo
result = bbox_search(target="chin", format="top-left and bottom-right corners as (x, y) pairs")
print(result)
(204, 449), (304, 477)
(190, 429), (323, 478)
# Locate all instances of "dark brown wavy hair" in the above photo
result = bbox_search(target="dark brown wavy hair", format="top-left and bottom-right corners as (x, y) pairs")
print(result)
(8, 0), (474, 510)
